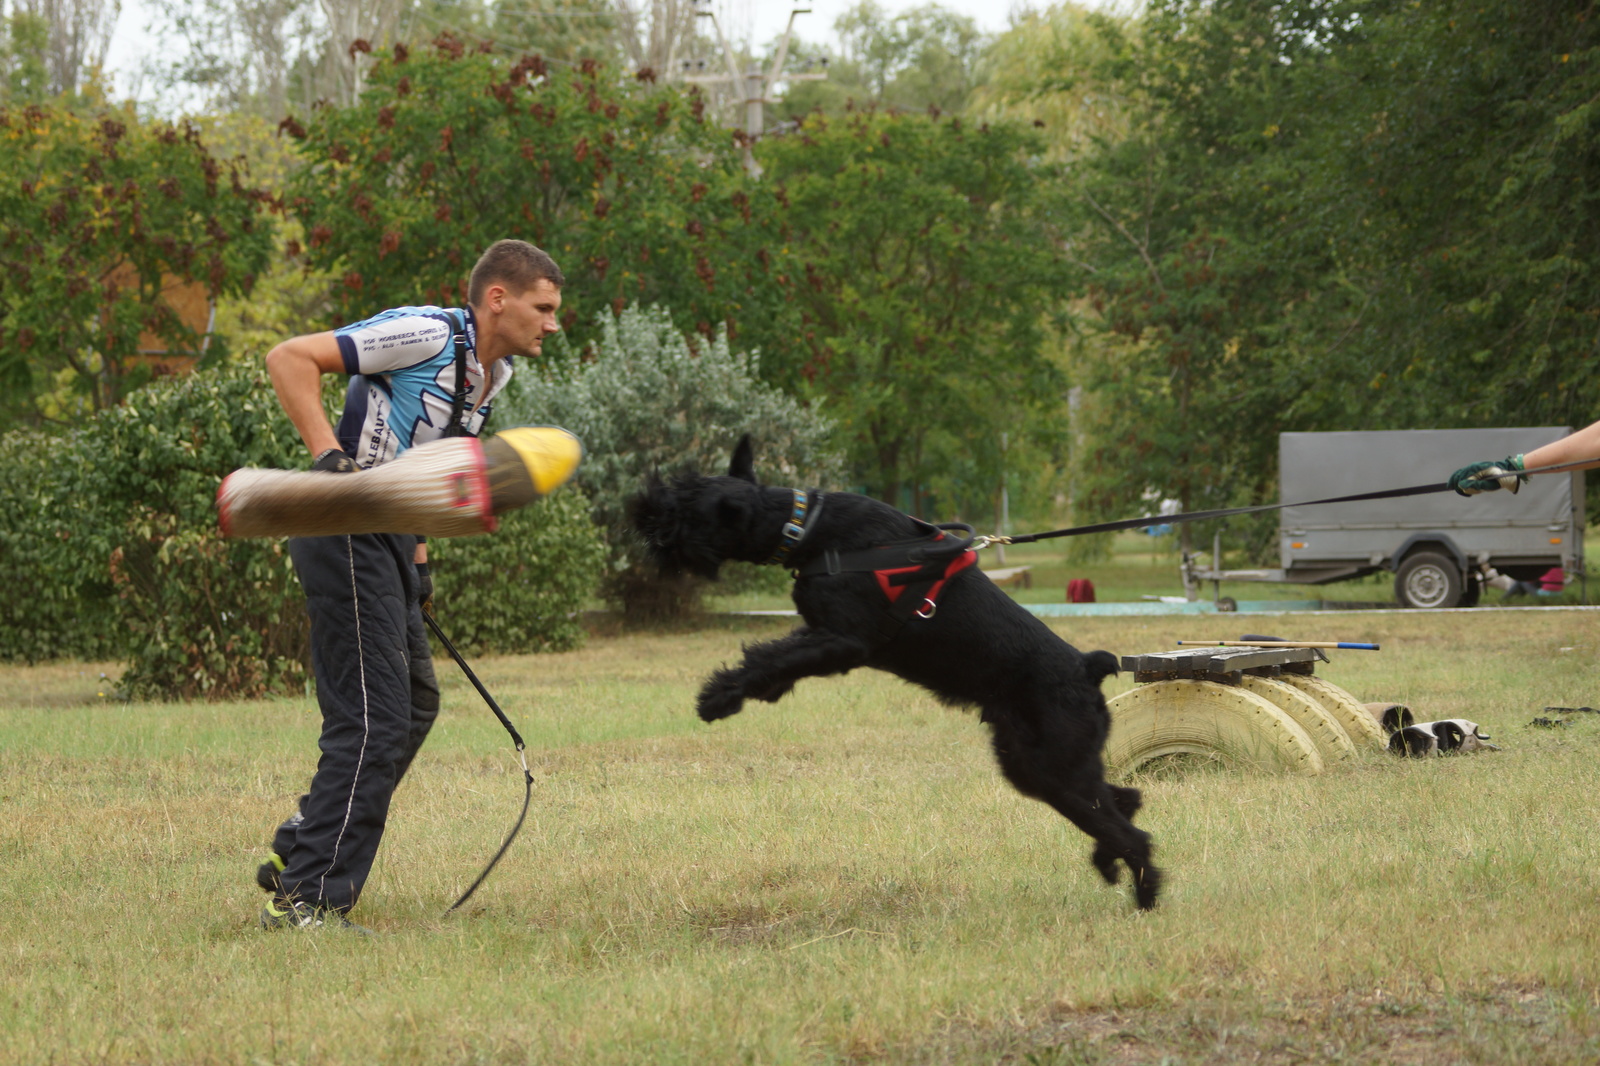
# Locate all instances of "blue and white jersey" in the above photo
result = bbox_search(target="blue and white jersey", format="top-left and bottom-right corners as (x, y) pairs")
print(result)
(332, 305), (512, 469)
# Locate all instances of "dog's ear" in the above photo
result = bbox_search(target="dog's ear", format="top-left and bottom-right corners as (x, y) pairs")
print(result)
(728, 434), (757, 484)
(1435, 721), (1465, 751)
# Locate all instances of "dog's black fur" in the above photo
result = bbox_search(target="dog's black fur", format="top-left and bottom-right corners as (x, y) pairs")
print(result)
(629, 437), (1161, 910)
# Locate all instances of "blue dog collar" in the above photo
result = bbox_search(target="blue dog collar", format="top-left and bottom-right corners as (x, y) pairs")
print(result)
(765, 488), (823, 567)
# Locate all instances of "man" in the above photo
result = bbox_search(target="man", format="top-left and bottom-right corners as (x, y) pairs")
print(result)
(257, 239), (564, 931)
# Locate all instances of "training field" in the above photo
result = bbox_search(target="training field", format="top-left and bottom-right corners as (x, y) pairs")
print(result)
(3, 609), (1599, 1064)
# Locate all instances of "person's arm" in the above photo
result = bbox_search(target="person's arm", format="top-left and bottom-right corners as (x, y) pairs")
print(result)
(1448, 416), (1600, 495)
(265, 331), (346, 461)
(1523, 418), (1600, 470)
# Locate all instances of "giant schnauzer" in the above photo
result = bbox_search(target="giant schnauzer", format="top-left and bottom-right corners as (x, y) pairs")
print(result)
(629, 437), (1161, 910)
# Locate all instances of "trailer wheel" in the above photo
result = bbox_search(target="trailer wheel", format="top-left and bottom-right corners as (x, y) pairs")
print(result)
(1394, 551), (1463, 609)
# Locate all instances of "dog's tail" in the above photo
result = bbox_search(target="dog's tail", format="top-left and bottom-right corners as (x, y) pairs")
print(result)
(1084, 649), (1119, 687)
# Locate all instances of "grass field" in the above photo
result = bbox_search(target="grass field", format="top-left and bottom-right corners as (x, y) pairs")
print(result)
(4, 606), (1600, 1064)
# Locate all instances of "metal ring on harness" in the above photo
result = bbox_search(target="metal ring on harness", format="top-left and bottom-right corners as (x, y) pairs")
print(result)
(915, 598), (938, 620)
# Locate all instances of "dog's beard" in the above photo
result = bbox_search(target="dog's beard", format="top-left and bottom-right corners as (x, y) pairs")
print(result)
(630, 481), (728, 580)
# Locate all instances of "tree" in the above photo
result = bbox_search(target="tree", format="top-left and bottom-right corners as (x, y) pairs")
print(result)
(14, 0), (118, 97)
(0, 101), (276, 429)
(968, 3), (1132, 161)
(1058, 0), (1600, 555)
(285, 39), (767, 355)
(0, 7), (50, 101)
(776, 1), (988, 120)
(145, 0), (313, 118)
(747, 107), (1072, 517)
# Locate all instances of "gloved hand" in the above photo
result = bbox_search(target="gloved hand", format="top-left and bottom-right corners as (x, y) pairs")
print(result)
(312, 447), (358, 473)
(1448, 454), (1526, 496)
(416, 562), (434, 615)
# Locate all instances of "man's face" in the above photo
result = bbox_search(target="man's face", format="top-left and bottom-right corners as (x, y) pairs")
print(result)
(493, 279), (563, 358)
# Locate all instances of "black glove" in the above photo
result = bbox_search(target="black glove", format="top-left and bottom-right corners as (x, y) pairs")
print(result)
(416, 562), (434, 615)
(312, 447), (358, 473)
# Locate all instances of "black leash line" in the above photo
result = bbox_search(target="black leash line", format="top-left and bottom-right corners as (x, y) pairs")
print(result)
(422, 609), (534, 915)
(980, 456), (1599, 546)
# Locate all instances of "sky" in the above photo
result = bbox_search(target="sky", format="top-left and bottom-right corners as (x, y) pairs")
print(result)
(103, 0), (1047, 103)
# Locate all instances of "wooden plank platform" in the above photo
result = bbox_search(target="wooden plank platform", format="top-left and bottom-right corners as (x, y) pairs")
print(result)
(984, 565), (1033, 589)
(1121, 645), (1327, 685)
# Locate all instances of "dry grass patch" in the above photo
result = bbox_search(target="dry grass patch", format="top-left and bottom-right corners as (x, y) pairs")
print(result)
(1, 609), (1598, 1063)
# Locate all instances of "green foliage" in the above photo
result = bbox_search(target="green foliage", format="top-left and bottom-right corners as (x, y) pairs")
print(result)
(0, 358), (604, 691)
(0, 10), (49, 103)
(500, 304), (841, 615)
(426, 483), (606, 655)
(776, 2), (988, 119)
(968, 4), (1131, 161)
(0, 361), (309, 693)
(749, 108), (1072, 517)
(285, 41), (763, 351)
(0, 101), (277, 430)
(1054, 0), (1600, 557)
(0, 428), (120, 662)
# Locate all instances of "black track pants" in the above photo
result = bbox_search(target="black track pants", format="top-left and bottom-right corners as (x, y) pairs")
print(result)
(275, 533), (440, 913)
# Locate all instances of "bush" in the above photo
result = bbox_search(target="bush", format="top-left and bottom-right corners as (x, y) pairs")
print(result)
(55, 361), (316, 698)
(0, 361), (603, 697)
(425, 484), (605, 655)
(500, 305), (843, 619)
(0, 429), (121, 662)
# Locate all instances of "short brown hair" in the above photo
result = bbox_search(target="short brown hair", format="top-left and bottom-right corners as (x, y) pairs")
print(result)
(467, 239), (565, 305)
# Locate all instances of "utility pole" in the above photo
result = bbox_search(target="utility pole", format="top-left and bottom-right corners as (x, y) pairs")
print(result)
(681, 6), (827, 176)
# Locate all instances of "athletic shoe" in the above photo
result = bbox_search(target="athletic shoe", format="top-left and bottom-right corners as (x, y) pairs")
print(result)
(256, 852), (286, 893)
(259, 898), (372, 935)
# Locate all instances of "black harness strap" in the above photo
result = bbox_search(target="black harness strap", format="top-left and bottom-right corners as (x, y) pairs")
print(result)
(795, 522), (979, 643)
(442, 311), (476, 439)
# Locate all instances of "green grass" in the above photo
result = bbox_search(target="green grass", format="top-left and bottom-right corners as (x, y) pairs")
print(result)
(4, 609), (1600, 1064)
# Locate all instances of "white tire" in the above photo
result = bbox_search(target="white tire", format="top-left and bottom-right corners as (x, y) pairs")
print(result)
(1236, 675), (1356, 762)
(1105, 680), (1325, 777)
(1275, 674), (1385, 747)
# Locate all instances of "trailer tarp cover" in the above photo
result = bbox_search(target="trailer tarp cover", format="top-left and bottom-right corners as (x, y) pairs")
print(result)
(1280, 428), (1576, 530)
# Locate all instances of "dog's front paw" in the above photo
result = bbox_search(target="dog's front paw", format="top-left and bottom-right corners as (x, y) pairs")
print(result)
(697, 670), (748, 722)
(1132, 863), (1162, 910)
(1091, 843), (1121, 885)
(751, 678), (795, 703)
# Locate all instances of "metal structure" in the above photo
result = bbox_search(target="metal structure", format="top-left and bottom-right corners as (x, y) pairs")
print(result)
(1182, 428), (1586, 609)
(683, 6), (827, 174)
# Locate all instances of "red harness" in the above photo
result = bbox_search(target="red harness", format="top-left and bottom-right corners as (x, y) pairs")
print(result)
(795, 523), (981, 641)
(873, 548), (978, 614)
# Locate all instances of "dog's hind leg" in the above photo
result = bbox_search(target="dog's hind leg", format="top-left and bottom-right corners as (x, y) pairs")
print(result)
(697, 626), (871, 722)
(989, 722), (1162, 910)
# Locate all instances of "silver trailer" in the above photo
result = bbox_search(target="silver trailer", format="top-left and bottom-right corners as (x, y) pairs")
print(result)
(1183, 428), (1585, 609)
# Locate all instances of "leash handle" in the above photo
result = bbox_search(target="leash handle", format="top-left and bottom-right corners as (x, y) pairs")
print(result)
(423, 608), (526, 751)
(421, 607), (534, 914)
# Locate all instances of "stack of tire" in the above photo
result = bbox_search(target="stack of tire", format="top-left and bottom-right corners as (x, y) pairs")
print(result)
(1104, 672), (1385, 776)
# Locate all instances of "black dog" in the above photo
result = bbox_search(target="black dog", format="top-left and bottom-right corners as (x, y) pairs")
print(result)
(629, 437), (1160, 910)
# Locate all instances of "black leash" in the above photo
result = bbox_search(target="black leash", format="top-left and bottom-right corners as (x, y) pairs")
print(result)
(983, 457), (1597, 546)
(422, 609), (534, 915)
